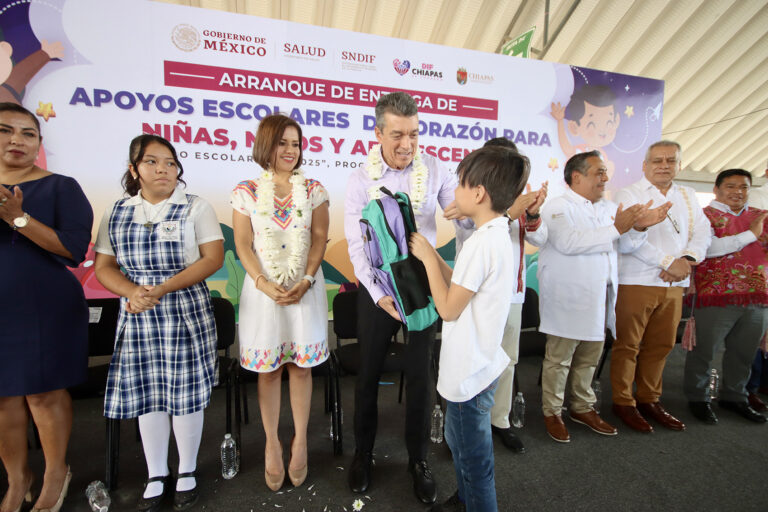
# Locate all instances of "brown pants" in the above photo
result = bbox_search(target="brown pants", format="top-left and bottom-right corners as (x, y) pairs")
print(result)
(610, 285), (683, 406)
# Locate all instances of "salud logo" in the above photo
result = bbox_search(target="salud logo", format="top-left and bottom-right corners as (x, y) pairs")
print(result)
(393, 58), (411, 76)
(456, 67), (467, 85)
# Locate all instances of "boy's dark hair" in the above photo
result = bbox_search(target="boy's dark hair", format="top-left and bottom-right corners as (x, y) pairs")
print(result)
(122, 134), (185, 196)
(565, 85), (616, 123)
(715, 168), (752, 188)
(457, 146), (529, 213)
(564, 150), (602, 185)
(483, 137), (518, 152)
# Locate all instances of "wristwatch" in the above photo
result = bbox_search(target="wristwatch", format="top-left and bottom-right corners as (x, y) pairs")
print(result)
(12, 212), (30, 230)
(302, 274), (316, 287)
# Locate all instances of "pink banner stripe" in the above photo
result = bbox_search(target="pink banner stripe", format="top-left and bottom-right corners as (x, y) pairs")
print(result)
(164, 60), (498, 120)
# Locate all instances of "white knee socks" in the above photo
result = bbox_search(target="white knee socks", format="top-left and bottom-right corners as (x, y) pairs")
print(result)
(138, 410), (204, 496)
(138, 411), (171, 498)
(173, 410), (204, 491)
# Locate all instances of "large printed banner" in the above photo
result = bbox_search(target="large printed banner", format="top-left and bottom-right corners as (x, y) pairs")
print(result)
(1, 0), (663, 308)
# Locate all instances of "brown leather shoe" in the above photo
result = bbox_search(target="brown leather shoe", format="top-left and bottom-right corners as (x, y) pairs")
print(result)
(569, 410), (618, 436)
(748, 392), (768, 413)
(637, 402), (686, 431)
(612, 404), (653, 433)
(544, 414), (570, 443)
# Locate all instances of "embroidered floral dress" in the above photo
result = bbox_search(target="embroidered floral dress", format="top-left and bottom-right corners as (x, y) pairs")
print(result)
(230, 178), (329, 372)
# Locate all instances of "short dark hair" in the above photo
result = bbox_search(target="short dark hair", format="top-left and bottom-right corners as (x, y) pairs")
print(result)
(483, 137), (518, 152)
(375, 91), (418, 130)
(565, 85), (616, 123)
(251, 114), (303, 171)
(122, 135), (185, 196)
(457, 146), (529, 213)
(564, 150), (602, 185)
(0, 102), (41, 138)
(715, 168), (752, 188)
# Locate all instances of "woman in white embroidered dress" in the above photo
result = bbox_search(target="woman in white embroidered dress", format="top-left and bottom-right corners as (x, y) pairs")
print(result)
(231, 114), (329, 491)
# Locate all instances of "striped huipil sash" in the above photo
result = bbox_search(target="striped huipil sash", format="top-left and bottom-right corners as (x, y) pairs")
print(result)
(103, 194), (218, 419)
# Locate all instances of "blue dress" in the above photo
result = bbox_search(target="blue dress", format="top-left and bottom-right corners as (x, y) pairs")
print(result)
(0, 174), (93, 396)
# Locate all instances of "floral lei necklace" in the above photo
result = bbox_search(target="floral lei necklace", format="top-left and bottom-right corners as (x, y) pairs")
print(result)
(255, 168), (310, 286)
(365, 144), (428, 214)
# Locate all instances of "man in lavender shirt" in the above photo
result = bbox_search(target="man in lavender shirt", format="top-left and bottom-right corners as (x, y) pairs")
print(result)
(344, 92), (463, 505)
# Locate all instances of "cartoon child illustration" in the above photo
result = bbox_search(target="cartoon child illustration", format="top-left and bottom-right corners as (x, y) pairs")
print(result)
(0, 39), (63, 103)
(551, 84), (620, 178)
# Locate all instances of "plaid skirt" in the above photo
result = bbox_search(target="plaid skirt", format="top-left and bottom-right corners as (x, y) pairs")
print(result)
(103, 279), (218, 419)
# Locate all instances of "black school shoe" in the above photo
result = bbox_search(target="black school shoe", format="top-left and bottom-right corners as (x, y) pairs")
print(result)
(137, 475), (171, 512)
(173, 471), (199, 511)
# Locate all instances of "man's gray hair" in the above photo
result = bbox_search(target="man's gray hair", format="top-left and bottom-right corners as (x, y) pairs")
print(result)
(375, 91), (418, 130)
(645, 140), (682, 161)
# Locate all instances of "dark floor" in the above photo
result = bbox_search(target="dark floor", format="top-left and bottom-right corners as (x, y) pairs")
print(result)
(5, 345), (768, 512)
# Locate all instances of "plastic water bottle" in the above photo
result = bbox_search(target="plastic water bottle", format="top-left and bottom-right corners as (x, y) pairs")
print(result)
(511, 392), (525, 428)
(85, 480), (111, 512)
(592, 380), (602, 414)
(709, 368), (720, 400)
(221, 433), (240, 479)
(430, 405), (444, 443)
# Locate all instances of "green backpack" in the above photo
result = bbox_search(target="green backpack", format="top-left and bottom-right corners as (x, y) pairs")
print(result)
(359, 187), (438, 332)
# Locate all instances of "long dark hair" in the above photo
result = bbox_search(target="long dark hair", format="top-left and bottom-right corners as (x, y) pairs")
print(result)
(0, 102), (41, 139)
(121, 134), (185, 196)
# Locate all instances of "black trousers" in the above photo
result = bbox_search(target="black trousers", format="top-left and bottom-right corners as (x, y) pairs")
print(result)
(353, 285), (437, 460)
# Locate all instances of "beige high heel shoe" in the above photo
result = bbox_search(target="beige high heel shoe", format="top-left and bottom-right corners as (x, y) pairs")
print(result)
(264, 443), (285, 491)
(31, 467), (71, 512)
(288, 436), (308, 487)
(0, 474), (34, 512)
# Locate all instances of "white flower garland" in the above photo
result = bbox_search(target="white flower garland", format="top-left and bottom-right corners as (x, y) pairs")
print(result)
(255, 168), (310, 286)
(365, 144), (429, 214)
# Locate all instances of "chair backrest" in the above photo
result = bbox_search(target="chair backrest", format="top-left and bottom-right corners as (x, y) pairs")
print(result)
(212, 297), (236, 351)
(332, 289), (359, 341)
(521, 287), (540, 330)
(87, 298), (121, 357)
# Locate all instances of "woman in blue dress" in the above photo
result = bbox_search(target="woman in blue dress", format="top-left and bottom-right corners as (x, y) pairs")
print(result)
(94, 135), (223, 512)
(0, 103), (92, 512)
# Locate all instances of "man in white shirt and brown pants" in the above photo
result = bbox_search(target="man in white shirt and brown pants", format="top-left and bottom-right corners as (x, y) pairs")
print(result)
(611, 140), (712, 432)
(538, 150), (667, 442)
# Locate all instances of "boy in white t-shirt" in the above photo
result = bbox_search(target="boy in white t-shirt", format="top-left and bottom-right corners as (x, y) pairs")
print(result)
(410, 146), (530, 512)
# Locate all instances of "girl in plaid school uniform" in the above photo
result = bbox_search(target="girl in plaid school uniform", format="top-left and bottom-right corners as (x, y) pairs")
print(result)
(231, 114), (330, 491)
(94, 135), (224, 512)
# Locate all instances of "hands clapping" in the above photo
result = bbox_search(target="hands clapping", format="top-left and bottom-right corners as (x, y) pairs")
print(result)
(507, 182), (548, 220)
(614, 202), (650, 234)
(750, 211), (768, 238)
(634, 201), (673, 230)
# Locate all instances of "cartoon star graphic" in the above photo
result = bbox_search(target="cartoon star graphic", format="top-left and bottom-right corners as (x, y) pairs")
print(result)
(624, 105), (634, 118)
(548, 157), (558, 171)
(625, 84), (630, 92)
(36, 102), (56, 122)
